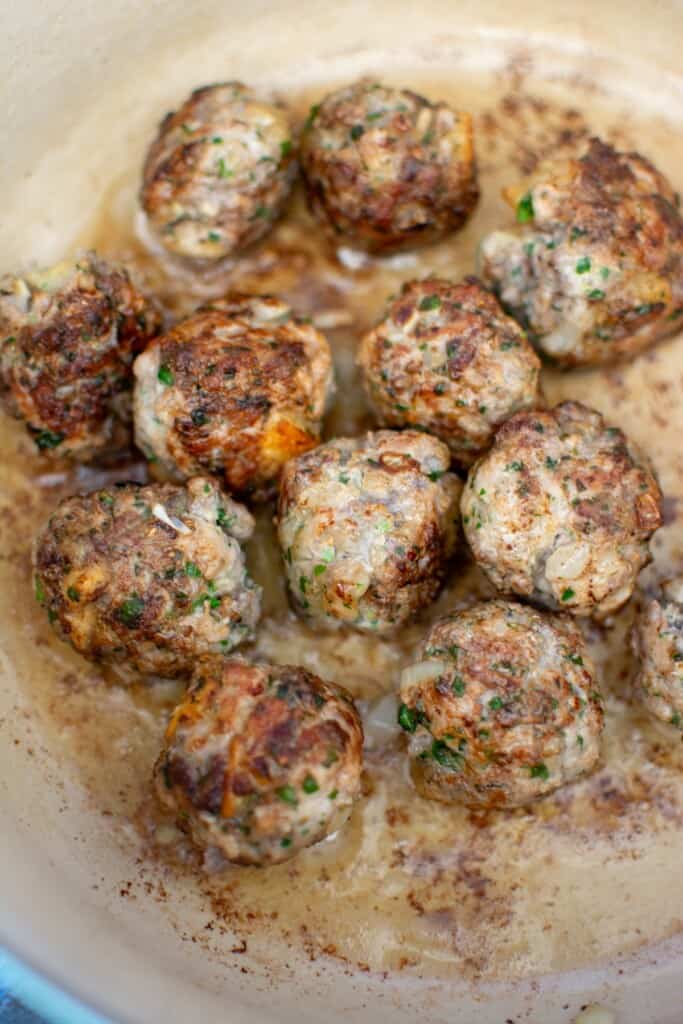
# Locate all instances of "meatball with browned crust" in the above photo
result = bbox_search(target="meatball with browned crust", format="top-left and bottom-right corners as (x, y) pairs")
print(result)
(632, 577), (683, 732)
(0, 255), (161, 460)
(141, 82), (296, 262)
(300, 78), (478, 253)
(133, 294), (334, 500)
(462, 402), (662, 618)
(399, 600), (604, 808)
(154, 658), (364, 865)
(33, 477), (260, 677)
(277, 430), (462, 633)
(357, 276), (541, 465)
(480, 137), (683, 367)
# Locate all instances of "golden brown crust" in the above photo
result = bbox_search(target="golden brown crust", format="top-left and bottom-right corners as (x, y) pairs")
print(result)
(0, 255), (161, 459)
(141, 82), (296, 262)
(300, 79), (478, 253)
(33, 477), (259, 676)
(399, 600), (603, 808)
(480, 137), (683, 367)
(462, 401), (662, 617)
(154, 658), (364, 864)
(133, 294), (333, 500)
(357, 276), (540, 464)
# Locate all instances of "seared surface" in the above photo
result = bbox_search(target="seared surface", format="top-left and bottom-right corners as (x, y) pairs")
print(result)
(301, 78), (478, 252)
(633, 577), (683, 732)
(480, 138), (683, 367)
(34, 477), (260, 676)
(154, 658), (364, 864)
(141, 82), (296, 262)
(462, 401), (662, 617)
(357, 276), (540, 464)
(0, 254), (160, 460)
(134, 293), (333, 499)
(399, 600), (603, 808)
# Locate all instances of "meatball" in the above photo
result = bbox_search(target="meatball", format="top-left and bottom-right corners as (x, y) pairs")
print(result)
(34, 477), (260, 676)
(461, 402), (662, 618)
(0, 255), (160, 460)
(480, 137), (683, 367)
(154, 658), (364, 865)
(399, 600), (604, 808)
(357, 276), (541, 465)
(133, 293), (334, 500)
(300, 78), (478, 253)
(277, 429), (462, 632)
(632, 578), (683, 732)
(141, 82), (296, 262)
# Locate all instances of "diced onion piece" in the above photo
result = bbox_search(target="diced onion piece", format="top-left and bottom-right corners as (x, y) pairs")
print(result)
(400, 660), (451, 689)
(152, 503), (191, 534)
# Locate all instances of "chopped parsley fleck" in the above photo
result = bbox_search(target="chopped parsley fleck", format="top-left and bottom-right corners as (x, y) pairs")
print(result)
(545, 456), (559, 470)
(565, 652), (583, 666)
(452, 676), (466, 696)
(252, 205), (270, 219)
(299, 575), (308, 594)
(428, 469), (444, 481)
(34, 577), (46, 604)
(116, 595), (145, 628)
(398, 703), (418, 732)
(561, 587), (576, 602)
(500, 340), (520, 351)
(217, 158), (233, 178)
(419, 295), (441, 312)
(350, 124), (364, 140)
(516, 193), (534, 223)
(305, 104), (320, 130)
(302, 775), (319, 794)
(280, 836), (292, 848)
(66, 586), (80, 602)
(430, 739), (464, 771)
(671, 712), (682, 727)
(314, 564), (327, 576)
(328, 789), (338, 800)
(587, 288), (605, 301)
(280, 139), (292, 158)
(488, 696), (503, 711)
(216, 507), (235, 530)
(157, 364), (174, 386)
(207, 231), (221, 242)
(276, 785), (298, 806)
(506, 460), (525, 472)
(185, 561), (202, 578)
(99, 493), (114, 507)
(530, 762), (549, 780)
(191, 409), (208, 426)
(575, 256), (591, 274)
(33, 429), (64, 450)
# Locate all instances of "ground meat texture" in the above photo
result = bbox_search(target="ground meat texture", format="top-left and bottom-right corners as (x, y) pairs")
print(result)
(399, 600), (603, 808)
(479, 137), (683, 367)
(33, 477), (260, 677)
(277, 429), (462, 633)
(0, 255), (161, 460)
(357, 276), (541, 465)
(300, 78), (478, 253)
(133, 294), (334, 500)
(140, 82), (296, 262)
(154, 658), (364, 865)
(461, 402), (662, 619)
(632, 578), (683, 732)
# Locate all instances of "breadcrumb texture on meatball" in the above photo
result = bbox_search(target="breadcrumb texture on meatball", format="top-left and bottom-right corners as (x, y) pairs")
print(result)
(300, 78), (478, 253)
(33, 477), (260, 676)
(462, 402), (662, 618)
(0, 254), (161, 460)
(632, 577), (683, 732)
(399, 600), (604, 808)
(141, 82), (296, 262)
(277, 429), (462, 633)
(480, 137), (683, 367)
(134, 293), (334, 500)
(357, 276), (541, 464)
(154, 658), (364, 865)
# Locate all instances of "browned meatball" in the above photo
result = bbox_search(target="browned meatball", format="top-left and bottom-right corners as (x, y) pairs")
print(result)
(300, 78), (478, 253)
(462, 402), (662, 618)
(357, 276), (541, 464)
(0, 255), (161, 460)
(480, 138), (683, 367)
(141, 82), (296, 262)
(632, 577), (683, 732)
(277, 429), (462, 632)
(154, 658), (364, 865)
(133, 293), (334, 500)
(399, 600), (604, 808)
(34, 477), (260, 677)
